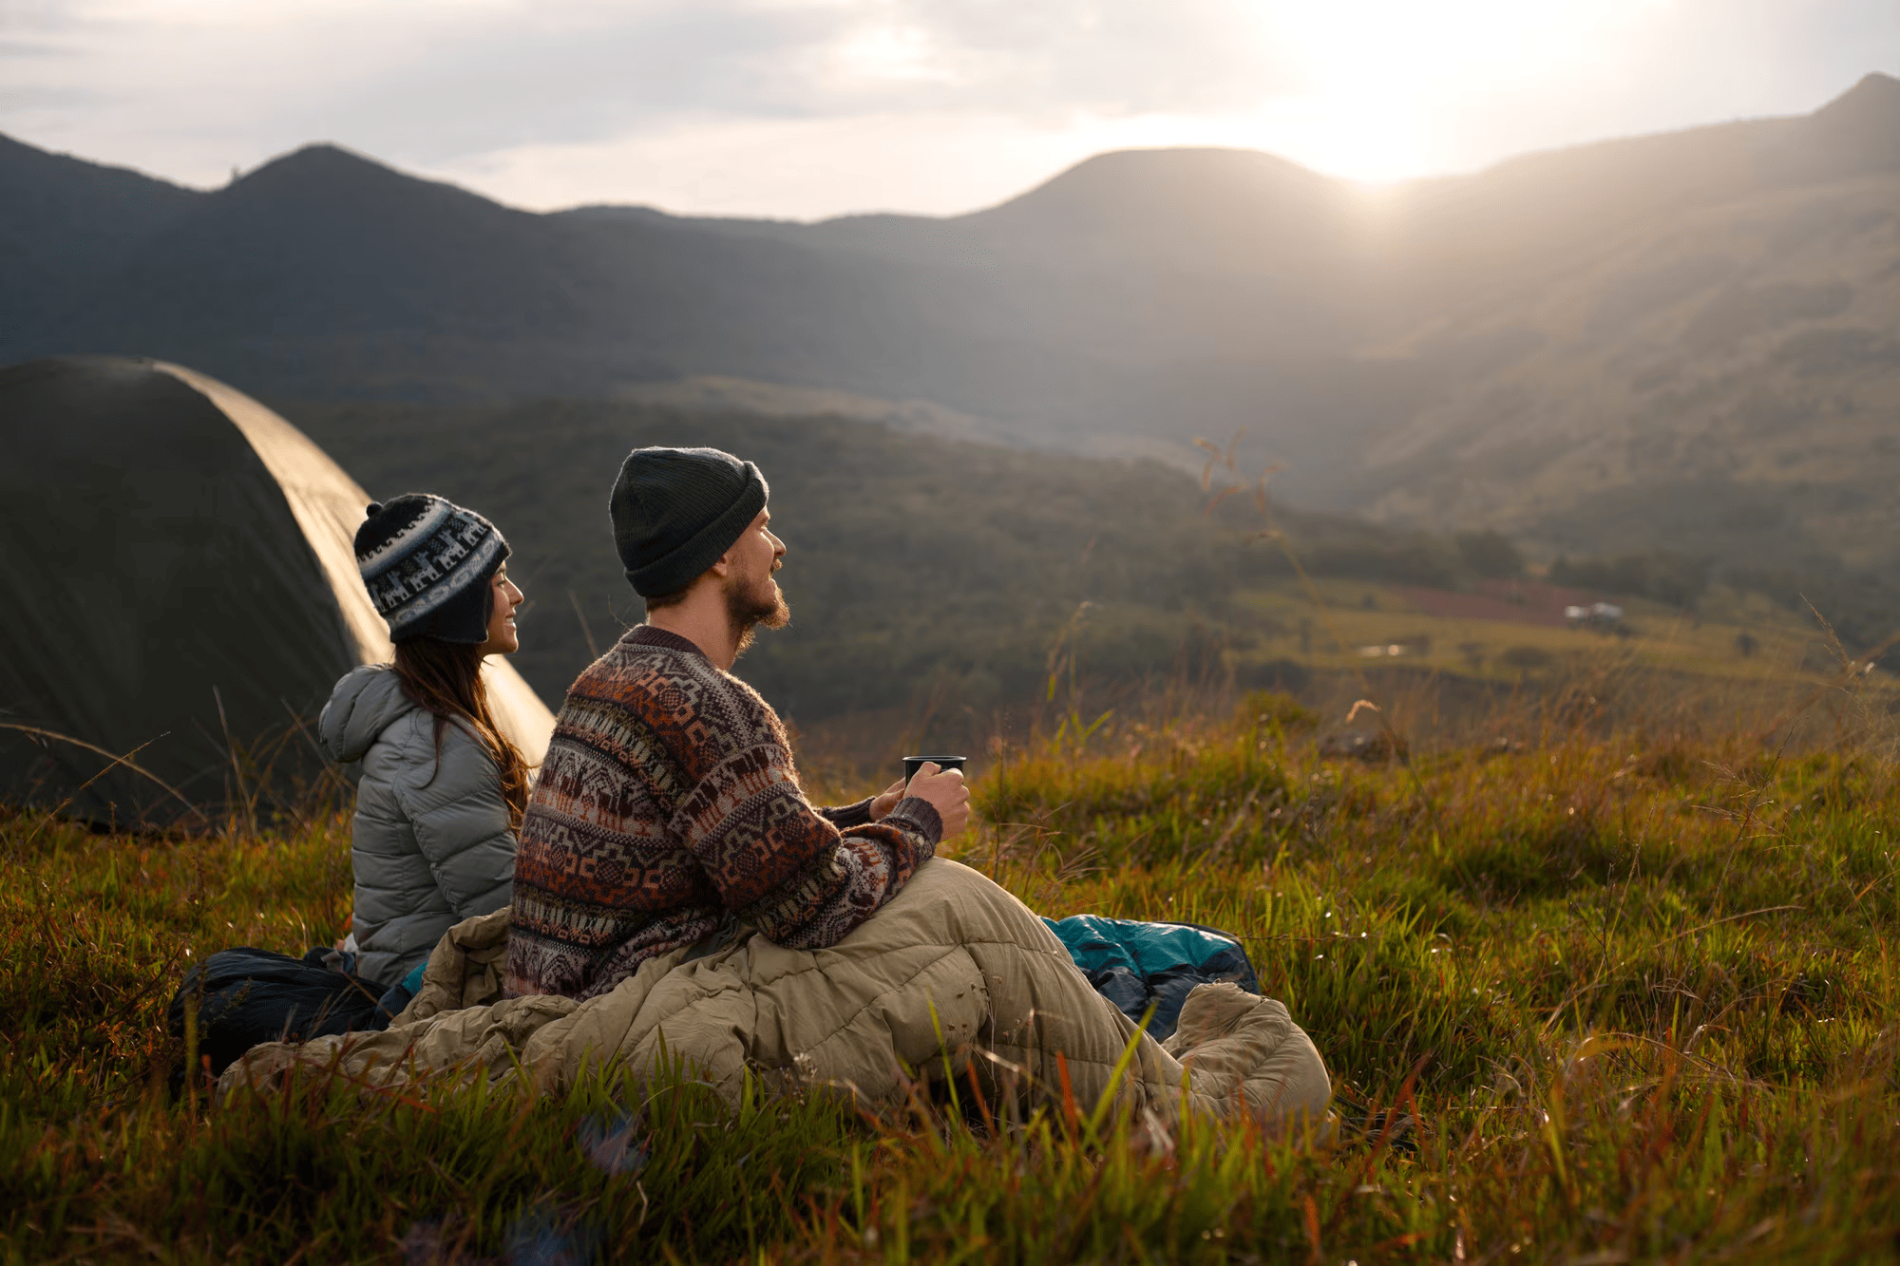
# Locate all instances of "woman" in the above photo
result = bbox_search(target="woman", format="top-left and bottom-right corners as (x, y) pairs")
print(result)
(320, 493), (530, 1000)
(170, 494), (529, 1077)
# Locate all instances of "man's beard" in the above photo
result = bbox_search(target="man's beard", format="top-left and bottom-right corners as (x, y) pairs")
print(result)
(725, 572), (790, 660)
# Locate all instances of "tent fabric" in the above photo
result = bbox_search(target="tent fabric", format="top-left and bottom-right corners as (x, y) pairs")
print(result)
(218, 859), (1332, 1129)
(1042, 914), (1263, 1040)
(0, 355), (554, 827)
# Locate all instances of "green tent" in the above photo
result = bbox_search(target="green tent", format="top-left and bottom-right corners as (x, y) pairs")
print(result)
(0, 356), (554, 829)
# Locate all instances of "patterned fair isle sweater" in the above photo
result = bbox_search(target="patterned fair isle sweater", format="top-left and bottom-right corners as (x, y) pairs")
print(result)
(505, 625), (942, 1000)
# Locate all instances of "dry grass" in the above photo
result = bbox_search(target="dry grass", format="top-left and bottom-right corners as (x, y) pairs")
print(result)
(5, 655), (1900, 1262)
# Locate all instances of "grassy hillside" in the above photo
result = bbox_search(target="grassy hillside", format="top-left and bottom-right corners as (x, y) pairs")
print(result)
(7, 662), (1900, 1260)
(1231, 577), (1848, 684)
(283, 397), (1510, 735)
(1353, 171), (1900, 565)
(285, 395), (1900, 767)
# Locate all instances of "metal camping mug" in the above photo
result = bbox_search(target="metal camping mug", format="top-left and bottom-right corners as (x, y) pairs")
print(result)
(902, 755), (967, 780)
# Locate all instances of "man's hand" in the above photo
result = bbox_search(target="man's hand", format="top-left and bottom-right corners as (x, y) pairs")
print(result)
(868, 778), (908, 821)
(901, 762), (971, 840)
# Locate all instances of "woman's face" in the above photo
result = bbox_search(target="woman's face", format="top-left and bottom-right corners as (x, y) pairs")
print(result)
(478, 563), (525, 656)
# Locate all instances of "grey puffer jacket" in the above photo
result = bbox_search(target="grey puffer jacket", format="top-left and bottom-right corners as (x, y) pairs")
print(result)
(318, 665), (517, 987)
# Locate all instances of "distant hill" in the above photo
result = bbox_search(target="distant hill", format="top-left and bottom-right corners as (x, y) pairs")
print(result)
(288, 396), (1900, 747)
(281, 397), (1493, 731)
(0, 133), (199, 340)
(0, 137), (1398, 470)
(4, 74), (1898, 577)
(1345, 74), (1900, 575)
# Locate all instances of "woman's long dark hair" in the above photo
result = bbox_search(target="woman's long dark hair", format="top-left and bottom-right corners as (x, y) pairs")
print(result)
(392, 637), (531, 829)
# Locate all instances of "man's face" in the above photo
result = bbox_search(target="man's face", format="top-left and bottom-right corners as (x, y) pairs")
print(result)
(724, 507), (788, 656)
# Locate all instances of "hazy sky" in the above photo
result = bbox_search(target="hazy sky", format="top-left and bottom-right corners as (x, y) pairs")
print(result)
(3, 0), (1895, 219)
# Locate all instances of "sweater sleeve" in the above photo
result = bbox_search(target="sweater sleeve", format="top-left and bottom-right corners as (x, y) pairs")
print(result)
(819, 797), (876, 829)
(392, 721), (518, 921)
(672, 734), (940, 950)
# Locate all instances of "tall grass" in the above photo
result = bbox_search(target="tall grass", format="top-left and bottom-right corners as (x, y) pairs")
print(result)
(5, 659), (1900, 1261)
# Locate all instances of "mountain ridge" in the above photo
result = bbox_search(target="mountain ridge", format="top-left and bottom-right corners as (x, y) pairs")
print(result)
(3, 73), (1897, 563)
(0, 132), (203, 335)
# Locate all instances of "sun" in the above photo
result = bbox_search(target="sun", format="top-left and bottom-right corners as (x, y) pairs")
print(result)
(1246, 0), (1656, 182)
(1265, 95), (1432, 184)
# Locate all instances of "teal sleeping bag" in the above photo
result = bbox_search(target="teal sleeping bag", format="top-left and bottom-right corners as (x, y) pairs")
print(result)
(1042, 915), (1262, 1039)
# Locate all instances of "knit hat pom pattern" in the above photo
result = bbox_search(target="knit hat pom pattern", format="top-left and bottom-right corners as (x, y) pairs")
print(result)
(611, 447), (768, 598)
(354, 494), (509, 643)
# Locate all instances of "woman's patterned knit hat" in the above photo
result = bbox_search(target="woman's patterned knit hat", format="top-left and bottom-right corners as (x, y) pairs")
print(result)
(353, 494), (509, 643)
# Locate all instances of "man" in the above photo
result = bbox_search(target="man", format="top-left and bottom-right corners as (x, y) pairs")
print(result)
(505, 446), (969, 1000)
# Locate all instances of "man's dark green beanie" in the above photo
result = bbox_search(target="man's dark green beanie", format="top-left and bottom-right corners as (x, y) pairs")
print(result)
(611, 447), (769, 598)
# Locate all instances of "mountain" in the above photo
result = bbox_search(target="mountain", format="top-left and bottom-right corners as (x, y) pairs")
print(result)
(3, 75), (1898, 548)
(0, 135), (200, 337)
(17, 144), (924, 400)
(1343, 73), (1900, 573)
(282, 394), (1512, 730)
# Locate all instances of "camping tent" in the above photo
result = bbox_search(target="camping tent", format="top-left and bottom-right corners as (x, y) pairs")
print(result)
(0, 356), (556, 829)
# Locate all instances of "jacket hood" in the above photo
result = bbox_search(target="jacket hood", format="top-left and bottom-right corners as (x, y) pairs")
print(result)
(319, 665), (421, 764)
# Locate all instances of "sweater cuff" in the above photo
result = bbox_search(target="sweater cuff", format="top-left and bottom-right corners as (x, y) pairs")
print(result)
(882, 796), (943, 845)
(820, 796), (877, 829)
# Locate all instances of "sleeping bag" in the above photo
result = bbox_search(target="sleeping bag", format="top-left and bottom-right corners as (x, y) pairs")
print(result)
(221, 859), (1330, 1129)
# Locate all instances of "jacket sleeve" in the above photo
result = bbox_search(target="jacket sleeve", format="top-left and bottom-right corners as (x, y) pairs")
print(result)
(674, 741), (941, 951)
(390, 720), (518, 921)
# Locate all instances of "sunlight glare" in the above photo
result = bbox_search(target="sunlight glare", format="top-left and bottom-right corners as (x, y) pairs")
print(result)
(1248, 0), (1672, 181)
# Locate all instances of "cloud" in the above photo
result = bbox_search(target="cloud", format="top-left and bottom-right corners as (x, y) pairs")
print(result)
(0, 1), (1303, 171)
(452, 105), (1287, 220)
(1, 0), (1893, 214)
